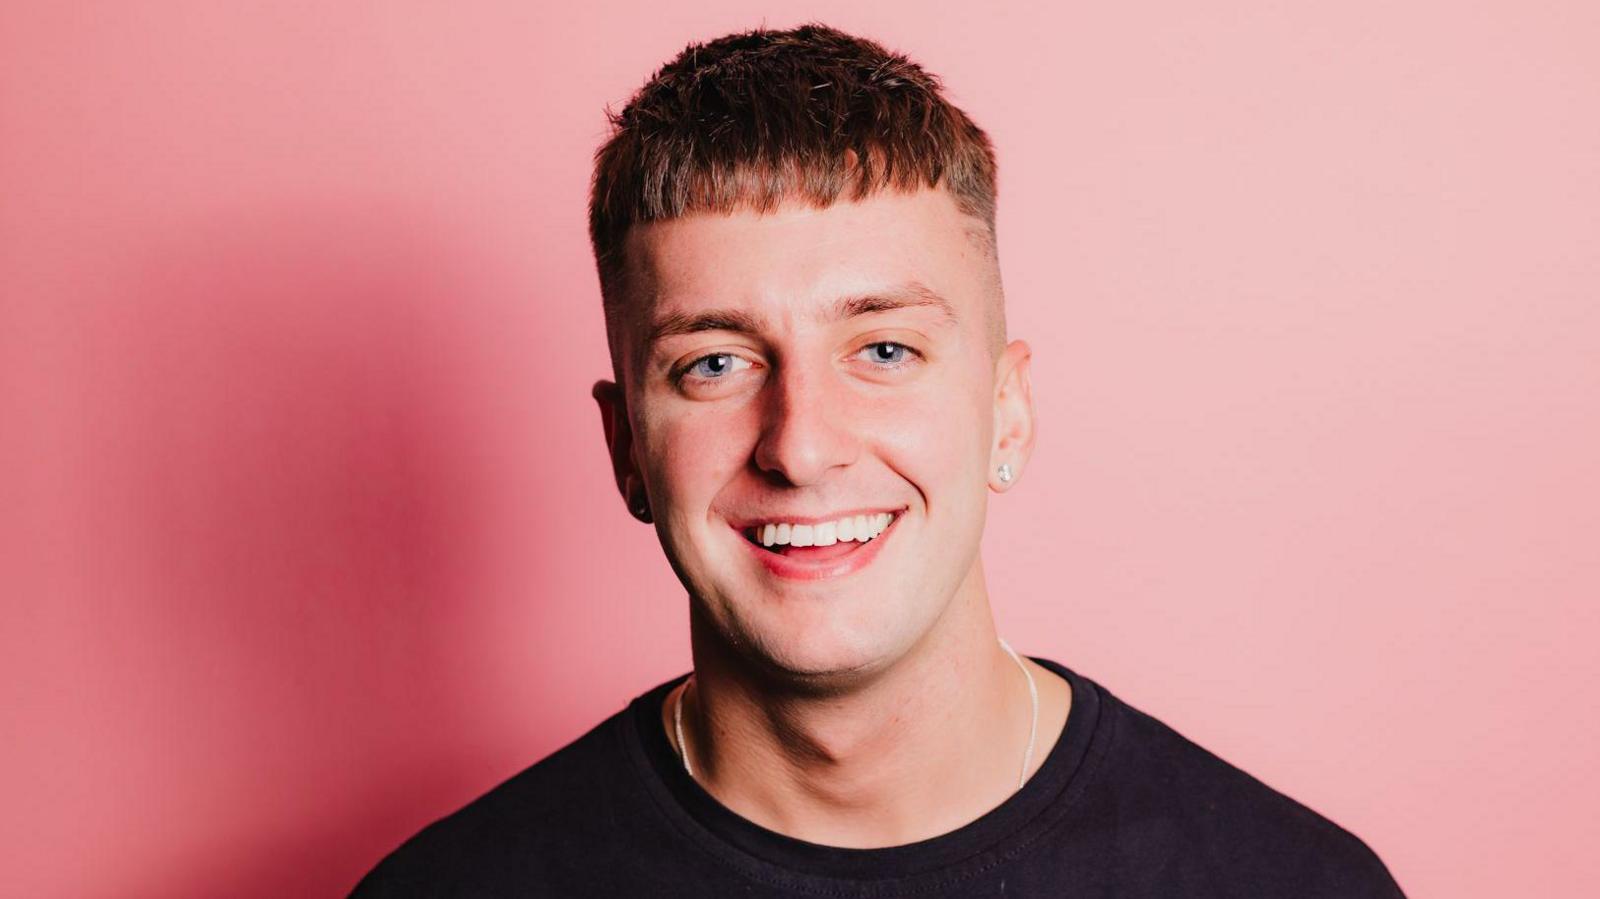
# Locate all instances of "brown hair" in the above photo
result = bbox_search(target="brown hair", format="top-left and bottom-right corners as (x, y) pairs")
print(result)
(587, 23), (1002, 362)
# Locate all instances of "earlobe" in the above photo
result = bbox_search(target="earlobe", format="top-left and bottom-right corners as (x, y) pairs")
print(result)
(629, 494), (653, 523)
(592, 379), (651, 522)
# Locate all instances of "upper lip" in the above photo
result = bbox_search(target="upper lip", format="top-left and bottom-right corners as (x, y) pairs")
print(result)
(727, 507), (906, 529)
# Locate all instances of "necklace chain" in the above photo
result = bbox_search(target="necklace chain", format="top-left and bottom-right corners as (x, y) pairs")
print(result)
(673, 637), (1040, 790)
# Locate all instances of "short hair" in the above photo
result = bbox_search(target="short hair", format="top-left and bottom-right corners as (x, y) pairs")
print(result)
(587, 23), (1002, 369)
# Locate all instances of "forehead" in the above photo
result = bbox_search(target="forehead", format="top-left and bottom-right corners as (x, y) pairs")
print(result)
(619, 188), (993, 338)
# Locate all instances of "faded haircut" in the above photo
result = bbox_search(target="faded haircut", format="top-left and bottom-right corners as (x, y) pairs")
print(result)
(587, 23), (1004, 369)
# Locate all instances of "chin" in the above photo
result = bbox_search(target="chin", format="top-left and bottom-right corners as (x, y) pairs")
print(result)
(765, 641), (874, 679)
(737, 602), (920, 686)
(691, 546), (941, 683)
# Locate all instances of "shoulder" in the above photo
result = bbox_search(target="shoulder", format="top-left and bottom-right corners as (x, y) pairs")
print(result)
(347, 709), (636, 898)
(1089, 681), (1405, 897)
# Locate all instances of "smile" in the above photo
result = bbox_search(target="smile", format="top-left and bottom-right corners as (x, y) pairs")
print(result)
(733, 510), (903, 581)
(743, 512), (895, 551)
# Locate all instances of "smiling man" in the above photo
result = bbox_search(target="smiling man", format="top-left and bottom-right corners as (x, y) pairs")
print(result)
(352, 23), (1405, 898)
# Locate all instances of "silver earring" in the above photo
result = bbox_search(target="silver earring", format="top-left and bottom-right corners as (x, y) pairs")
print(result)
(997, 464), (1013, 484)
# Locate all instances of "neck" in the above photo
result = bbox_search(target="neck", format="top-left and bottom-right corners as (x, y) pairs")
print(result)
(671, 561), (1045, 849)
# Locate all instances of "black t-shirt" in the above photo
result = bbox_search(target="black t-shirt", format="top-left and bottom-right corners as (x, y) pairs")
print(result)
(351, 658), (1405, 897)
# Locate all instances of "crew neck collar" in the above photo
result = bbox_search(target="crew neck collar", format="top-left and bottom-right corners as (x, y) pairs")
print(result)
(620, 656), (1110, 892)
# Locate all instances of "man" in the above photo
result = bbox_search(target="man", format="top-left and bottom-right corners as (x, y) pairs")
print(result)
(353, 23), (1405, 897)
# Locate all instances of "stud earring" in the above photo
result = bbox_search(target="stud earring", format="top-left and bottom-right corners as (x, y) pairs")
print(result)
(631, 497), (651, 520)
(997, 464), (1014, 484)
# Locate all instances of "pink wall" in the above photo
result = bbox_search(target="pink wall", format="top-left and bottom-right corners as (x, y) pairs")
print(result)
(3, 2), (1596, 896)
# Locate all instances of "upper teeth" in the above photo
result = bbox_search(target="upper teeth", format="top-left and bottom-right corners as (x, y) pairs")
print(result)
(751, 513), (895, 548)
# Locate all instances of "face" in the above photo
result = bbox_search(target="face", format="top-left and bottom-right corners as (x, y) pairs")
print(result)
(593, 187), (1035, 684)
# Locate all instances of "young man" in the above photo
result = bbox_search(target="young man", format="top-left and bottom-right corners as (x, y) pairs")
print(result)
(353, 23), (1405, 897)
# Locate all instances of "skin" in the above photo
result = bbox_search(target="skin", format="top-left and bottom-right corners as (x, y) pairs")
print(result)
(591, 186), (1071, 848)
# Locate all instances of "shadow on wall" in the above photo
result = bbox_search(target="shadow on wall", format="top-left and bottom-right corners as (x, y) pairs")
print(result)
(63, 206), (557, 898)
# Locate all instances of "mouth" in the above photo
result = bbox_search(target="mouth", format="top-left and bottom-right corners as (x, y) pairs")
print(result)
(734, 510), (904, 581)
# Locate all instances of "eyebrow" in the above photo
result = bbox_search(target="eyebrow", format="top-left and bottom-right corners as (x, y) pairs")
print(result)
(646, 281), (959, 346)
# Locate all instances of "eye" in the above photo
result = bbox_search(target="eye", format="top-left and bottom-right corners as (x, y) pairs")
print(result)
(856, 341), (921, 369)
(682, 352), (753, 381)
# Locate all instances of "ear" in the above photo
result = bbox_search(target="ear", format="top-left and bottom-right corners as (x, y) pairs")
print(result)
(591, 379), (652, 522)
(989, 339), (1036, 492)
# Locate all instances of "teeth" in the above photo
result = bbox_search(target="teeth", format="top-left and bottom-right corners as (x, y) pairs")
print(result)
(746, 512), (897, 547)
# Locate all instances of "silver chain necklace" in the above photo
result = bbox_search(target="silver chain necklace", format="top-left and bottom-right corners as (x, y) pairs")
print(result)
(673, 636), (1040, 790)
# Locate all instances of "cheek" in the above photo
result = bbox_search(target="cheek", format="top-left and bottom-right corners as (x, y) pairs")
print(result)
(869, 370), (993, 474)
(639, 402), (759, 502)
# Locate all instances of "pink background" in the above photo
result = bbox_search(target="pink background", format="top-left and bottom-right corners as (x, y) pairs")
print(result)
(3, 2), (1596, 896)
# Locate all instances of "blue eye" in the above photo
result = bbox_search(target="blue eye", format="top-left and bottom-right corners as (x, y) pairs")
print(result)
(684, 352), (751, 380)
(859, 341), (918, 367)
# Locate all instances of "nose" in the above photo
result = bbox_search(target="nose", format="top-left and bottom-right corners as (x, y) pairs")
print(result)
(751, 358), (859, 487)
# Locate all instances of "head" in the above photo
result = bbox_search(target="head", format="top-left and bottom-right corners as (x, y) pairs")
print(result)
(589, 24), (1036, 687)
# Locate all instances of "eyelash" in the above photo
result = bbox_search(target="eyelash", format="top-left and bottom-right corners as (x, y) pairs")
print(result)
(676, 341), (923, 385)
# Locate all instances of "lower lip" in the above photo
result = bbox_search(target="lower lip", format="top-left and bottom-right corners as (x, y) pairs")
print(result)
(737, 515), (902, 582)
